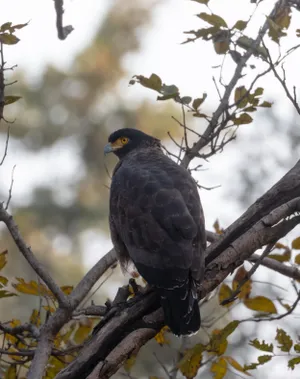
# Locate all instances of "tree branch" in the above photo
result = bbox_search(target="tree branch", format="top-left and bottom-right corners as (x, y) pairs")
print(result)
(53, 0), (74, 40)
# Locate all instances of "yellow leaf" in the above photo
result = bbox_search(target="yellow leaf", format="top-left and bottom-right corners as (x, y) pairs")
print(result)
(213, 219), (223, 234)
(0, 250), (8, 270)
(209, 321), (239, 355)
(30, 309), (41, 326)
(124, 355), (136, 372)
(224, 356), (251, 376)
(43, 305), (56, 313)
(244, 296), (277, 314)
(211, 357), (227, 379)
(0, 275), (8, 286)
(292, 237), (300, 250)
(232, 266), (252, 300)
(218, 284), (234, 307)
(178, 344), (204, 379)
(73, 322), (93, 344)
(4, 364), (17, 379)
(154, 326), (170, 345)
(12, 278), (52, 297)
(60, 285), (73, 295)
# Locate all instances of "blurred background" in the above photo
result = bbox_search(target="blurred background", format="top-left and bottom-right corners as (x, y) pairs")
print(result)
(1, 0), (300, 377)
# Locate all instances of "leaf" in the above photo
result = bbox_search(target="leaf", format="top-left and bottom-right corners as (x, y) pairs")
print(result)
(178, 344), (204, 379)
(12, 22), (29, 30)
(0, 290), (17, 298)
(276, 328), (293, 352)
(292, 237), (300, 249)
(1, 22), (12, 32)
(211, 357), (227, 379)
(232, 113), (253, 125)
(30, 309), (41, 326)
(267, 16), (287, 43)
(224, 356), (251, 376)
(232, 265), (252, 301)
(294, 344), (300, 353)
(288, 357), (300, 370)
(244, 296), (277, 313)
(61, 285), (73, 295)
(198, 13), (228, 28)
(4, 96), (22, 106)
(0, 250), (8, 270)
(4, 365), (17, 379)
(181, 96), (192, 105)
(157, 84), (179, 101)
(154, 325), (170, 345)
(12, 277), (53, 297)
(0, 275), (8, 286)
(214, 40), (230, 54)
(0, 33), (19, 45)
(124, 355), (136, 372)
(236, 36), (268, 59)
(213, 219), (223, 234)
(249, 338), (273, 352)
(74, 322), (93, 344)
(234, 86), (248, 108)
(132, 74), (162, 92)
(208, 321), (239, 354)
(43, 305), (56, 313)
(233, 20), (248, 31)
(192, 94), (207, 110)
(259, 101), (272, 108)
(253, 87), (264, 97)
(219, 284), (234, 307)
(269, 251), (291, 262)
(192, 0), (209, 4)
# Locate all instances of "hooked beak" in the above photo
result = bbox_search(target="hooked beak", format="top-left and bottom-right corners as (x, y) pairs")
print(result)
(104, 143), (115, 155)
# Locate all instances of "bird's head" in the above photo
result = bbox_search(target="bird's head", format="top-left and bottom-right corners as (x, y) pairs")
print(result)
(104, 128), (161, 159)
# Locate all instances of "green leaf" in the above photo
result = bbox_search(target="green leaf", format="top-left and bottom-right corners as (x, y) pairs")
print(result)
(259, 101), (272, 108)
(234, 86), (248, 108)
(157, 84), (179, 101)
(131, 74), (162, 92)
(0, 250), (8, 270)
(276, 328), (293, 352)
(0, 22), (12, 32)
(198, 13), (228, 28)
(253, 87), (264, 97)
(244, 296), (277, 313)
(249, 339), (273, 352)
(0, 33), (19, 45)
(294, 344), (300, 353)
(192, 0), (209, 3)
(233, 20), (248, 31)
(208, 321), (239, 354)
(236, 36), (268, 60)
(0, 275), (8, 286)
(288, 357), (300, 370)
(232, 113), (253, 125)
(258, 355), (272, 364)
(181, 96), (192, 105)
(4, 96), (22, 106)
(292, 237), (300, 249)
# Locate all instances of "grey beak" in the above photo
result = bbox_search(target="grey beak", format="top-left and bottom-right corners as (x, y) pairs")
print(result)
(104, 143), (113, 155)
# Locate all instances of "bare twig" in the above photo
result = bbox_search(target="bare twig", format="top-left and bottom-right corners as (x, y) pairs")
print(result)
(53, 0), (74, 40)
(0, 126), (9, 165)
(5, 164), (15, 209)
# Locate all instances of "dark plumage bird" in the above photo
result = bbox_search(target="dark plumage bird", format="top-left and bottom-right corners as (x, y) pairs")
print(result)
(104, 128), (206, 336)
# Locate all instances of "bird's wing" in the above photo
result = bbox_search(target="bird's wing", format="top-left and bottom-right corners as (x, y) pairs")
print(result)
(110, 158), (203, 288)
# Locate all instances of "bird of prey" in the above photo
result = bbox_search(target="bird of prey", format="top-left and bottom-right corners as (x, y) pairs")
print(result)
(104, 128), (206, 336)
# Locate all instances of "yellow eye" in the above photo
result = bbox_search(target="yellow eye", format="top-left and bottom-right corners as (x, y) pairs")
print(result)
(120, 137), (129, 145)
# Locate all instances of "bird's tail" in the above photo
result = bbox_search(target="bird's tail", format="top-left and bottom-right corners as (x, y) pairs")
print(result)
(158, 279), (200, 336)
